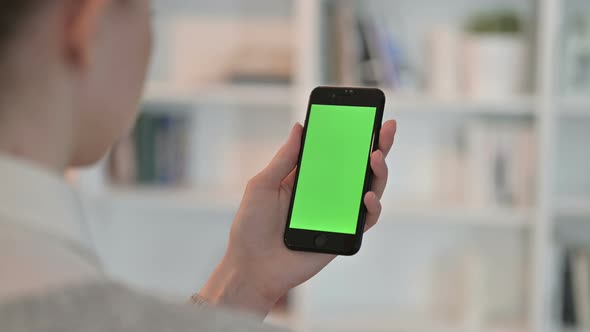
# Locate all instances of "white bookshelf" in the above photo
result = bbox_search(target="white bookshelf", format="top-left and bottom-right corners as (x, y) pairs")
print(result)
(77, 1), (590, 332)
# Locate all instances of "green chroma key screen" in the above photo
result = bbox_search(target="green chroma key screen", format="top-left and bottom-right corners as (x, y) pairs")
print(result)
(289, 104), (377, 235)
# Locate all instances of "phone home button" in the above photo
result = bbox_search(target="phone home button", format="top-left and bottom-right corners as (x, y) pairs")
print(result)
(314, 234), (328, 248)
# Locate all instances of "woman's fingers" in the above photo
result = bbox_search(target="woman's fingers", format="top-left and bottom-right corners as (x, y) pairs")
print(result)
(252, 123), (303, 189)
(369, 120), (396, 199)
(363, 192), (382, 232)
(370, 150), (389, 199)
(280, 168), (297, 195)
(379, 120), (397, 158)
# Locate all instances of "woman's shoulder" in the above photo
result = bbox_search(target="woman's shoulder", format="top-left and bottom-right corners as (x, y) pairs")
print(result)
(0, 281), (288, 332)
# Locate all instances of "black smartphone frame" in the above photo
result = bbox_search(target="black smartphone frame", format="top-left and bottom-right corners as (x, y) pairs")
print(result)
(283, 86), (386, 256)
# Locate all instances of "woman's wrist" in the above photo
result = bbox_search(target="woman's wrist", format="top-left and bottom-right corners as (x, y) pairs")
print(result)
(199, 253), (280, 318)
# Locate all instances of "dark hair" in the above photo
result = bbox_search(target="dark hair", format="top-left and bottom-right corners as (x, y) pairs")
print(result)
(0, 2), (39, 52)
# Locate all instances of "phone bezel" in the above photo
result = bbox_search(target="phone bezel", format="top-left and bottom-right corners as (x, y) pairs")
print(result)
(283, 86), (386, 256)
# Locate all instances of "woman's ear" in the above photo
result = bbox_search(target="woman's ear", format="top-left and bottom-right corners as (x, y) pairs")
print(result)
(63, 0), (112, 70)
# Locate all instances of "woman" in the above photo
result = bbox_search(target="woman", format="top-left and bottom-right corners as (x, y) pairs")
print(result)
(0, 1), (397, 331)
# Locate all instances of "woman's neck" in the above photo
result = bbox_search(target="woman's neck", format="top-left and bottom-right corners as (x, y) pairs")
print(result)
(0, 92), (74, 175)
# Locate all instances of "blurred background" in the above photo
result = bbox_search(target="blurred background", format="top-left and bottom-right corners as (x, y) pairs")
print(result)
(69, 0), (590, 331)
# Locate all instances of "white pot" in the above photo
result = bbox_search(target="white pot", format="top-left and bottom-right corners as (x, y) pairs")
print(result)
(462, 35), (526, 98)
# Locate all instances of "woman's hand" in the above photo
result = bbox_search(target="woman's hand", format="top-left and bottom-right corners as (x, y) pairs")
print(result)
(199, 120), (397, 317)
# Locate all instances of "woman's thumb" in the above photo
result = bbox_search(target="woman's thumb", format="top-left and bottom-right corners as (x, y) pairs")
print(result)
(251, 123), (303, 188)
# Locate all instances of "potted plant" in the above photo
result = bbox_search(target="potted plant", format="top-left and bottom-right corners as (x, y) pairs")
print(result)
(462, 10), (526, 98)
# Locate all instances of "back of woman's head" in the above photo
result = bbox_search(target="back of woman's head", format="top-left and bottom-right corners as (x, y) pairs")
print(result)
(0, 0), (153, 168)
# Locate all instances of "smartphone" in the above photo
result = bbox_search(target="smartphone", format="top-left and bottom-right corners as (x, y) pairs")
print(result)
(284, 87), (385, 256)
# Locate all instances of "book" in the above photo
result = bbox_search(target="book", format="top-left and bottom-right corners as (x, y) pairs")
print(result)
(333, 0), (361, 85)
(563, 250), (577, 327)
(324, 4), (413, 89)
(559, 249), (590, 329)
(435, 126), (467, 205)
(513, 127), (536, 207)
(358, 13), (404, 88)
(356, 15), (377, 86)
(135, 113), (157, 183)
(572, 249), (590, 329)
(155, 115), (174, 184)
(465, 120), (497, 207)
(171, 116), (189, 185)
(426, 27), (462, 98)
(109, 109), (191, 187)
(463, 120), (535, 208)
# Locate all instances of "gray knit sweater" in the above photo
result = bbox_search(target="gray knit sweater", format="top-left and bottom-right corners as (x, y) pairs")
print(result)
(0, 282), (287, 332)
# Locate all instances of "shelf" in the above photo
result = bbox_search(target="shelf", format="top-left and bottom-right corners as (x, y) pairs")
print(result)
(142, 84), (536, 115)
(95, 188), (532, 229)
(561, 329), (590, 332)
(385, 93), (537, 116)
(382, 206), (533, 229)
(274, 314), (504, 332)
(555, 197), (590, 246)
(95, 187), (243, 213)
(557, 218), (590, 247)
(555, 197), (590, 219)
(559, 97), (590, 117)
(143, 82), (294, 109)
(304, 316), (525, 332)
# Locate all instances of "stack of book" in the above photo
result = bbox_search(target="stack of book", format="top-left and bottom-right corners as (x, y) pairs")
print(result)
(323, 1), (413, 90)
(435, 121), (536, 208)
(109, 111), (191, 187)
